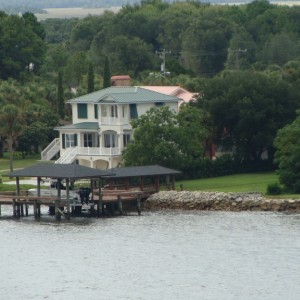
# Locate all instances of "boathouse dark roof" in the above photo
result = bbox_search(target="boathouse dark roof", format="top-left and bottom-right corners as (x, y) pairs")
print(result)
(3, 163), (113, 179)
(107, 165), (181, 178)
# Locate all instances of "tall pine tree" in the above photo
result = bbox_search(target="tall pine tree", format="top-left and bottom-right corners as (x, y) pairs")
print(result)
(103, 57), (111, 88)
(87, 62), (94, 93)
(57, 70), (65, 119)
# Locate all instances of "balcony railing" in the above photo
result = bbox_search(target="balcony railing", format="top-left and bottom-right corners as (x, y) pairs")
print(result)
(56, 146), (124, 163)
(100, 117), (128, 125)
(75, 146), (123, 156)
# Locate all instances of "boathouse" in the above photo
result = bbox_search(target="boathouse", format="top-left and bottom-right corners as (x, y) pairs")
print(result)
(1, 163), (113, 219)
(1, 163), (181, 220)
(104, 165), (182, 192)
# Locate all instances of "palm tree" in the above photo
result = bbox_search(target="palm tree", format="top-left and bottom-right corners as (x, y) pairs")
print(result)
(0, 104), (25, 172)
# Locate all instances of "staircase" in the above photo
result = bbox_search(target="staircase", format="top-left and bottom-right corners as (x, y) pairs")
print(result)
(55, 147), (78, 164)
(41, 138), (60, 161)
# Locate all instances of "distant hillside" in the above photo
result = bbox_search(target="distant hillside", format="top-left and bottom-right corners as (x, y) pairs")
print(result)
(0, 0), (251, 13)
(0, 0), (298, 14)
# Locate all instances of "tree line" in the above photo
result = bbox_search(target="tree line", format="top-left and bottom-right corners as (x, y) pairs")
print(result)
(0, 0), (300, 191)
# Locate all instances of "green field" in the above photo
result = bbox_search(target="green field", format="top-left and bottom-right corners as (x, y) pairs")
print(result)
(177, 172), (279, 193)
(0, 153), (41, 177)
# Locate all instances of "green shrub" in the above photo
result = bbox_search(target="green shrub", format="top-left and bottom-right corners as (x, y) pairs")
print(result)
(266, 182), (282, 195)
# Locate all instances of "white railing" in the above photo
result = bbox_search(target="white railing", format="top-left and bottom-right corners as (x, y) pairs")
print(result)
(55, 146), (123, 164)
(55, 147), (78, 164)
(100, 117), (128, 125)
(41, 138), (60, 161)
(75, 147), (122, 156)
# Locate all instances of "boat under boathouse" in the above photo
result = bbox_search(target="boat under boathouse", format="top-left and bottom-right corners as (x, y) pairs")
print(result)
(0, 163), (181, 220)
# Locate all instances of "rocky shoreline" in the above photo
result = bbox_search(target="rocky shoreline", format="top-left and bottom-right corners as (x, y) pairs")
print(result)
(144, 191), (300, 211)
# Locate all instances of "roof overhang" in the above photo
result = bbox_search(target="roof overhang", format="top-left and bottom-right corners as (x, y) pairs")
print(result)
(106, 165), (182, 179)
(3, 163), (114, 180)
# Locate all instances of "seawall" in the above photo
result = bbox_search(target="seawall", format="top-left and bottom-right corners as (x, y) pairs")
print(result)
(144, 191), (300, 211)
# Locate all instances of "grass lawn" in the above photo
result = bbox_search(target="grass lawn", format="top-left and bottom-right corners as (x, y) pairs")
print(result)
(0, 153), (41, 179)
(177, 172), (279, 194)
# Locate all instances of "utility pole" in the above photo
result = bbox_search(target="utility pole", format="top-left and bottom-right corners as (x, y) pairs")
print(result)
(156, 49), (171, 75)
(228, 48), (247, 70)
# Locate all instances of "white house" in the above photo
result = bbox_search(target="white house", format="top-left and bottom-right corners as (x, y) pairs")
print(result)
(41, 86), (180, 169)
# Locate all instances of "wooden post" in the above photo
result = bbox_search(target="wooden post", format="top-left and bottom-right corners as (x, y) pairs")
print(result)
(0, 204), (1, 216)
(118, 195), (123, 215)
(13, 199), (16, 218)
(97, 180), (103, 217)
(137, 194), (141, 215)
(110, 202), (115, 215)
(55, 200), (61, 221)
(37, 177), (41, 197)
(97, 195), (103, 217)
(34, 200), (38, 219)
(155, 176), (160, 192)
(57, 179), (62, 198)
(90, 180), (94, 202)
(66, 178), (70, 220)
(37, 203), (41, 218)
(16, 203), (21, 218)
(15, 178), (20, 218)
(16, 177), (20, 196)
(21, 204), (24, 216)
(171, 175), (175, 190)
(166, 175), (170, 190)
(25, 203), (29, 216)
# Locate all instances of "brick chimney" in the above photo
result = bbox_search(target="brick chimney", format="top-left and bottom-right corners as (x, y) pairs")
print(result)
(111, 75), (131, 86)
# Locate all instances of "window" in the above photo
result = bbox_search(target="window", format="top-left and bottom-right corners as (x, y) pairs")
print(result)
(62, 134), (77, 149)
(130, 104), (138, 119)
(78, 104), (87, 118)
(84, 134), (93, 147)
(104, 132), (118, 148)
(101, 105), (107, 117)
(155, 102), (165, 107)
(111, 105), (118, 118)
(94, 104), (98, 119)
(123, 133), (131, 147)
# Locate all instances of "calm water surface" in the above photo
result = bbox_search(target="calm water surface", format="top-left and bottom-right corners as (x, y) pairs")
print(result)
(0, 207), (299, 300)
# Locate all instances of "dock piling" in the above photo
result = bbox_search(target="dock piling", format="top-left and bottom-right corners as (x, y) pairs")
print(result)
(34, 200), (38, 219)
(55, 200), (61, 221)
(13, 199), (16, 218)
(25, 203), (28, 216)
(137, 194), (141, 215)
(118, 195), (123, 215)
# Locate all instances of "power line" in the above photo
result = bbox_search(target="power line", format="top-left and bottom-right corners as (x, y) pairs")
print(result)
(156, 49), (171, 75)
(228, 48), (247, 70)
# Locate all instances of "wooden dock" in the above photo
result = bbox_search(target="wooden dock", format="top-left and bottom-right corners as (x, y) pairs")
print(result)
(0, 189), (153, 220)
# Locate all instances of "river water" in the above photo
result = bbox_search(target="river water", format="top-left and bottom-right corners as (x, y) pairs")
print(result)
(0, 207), (299, 300)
